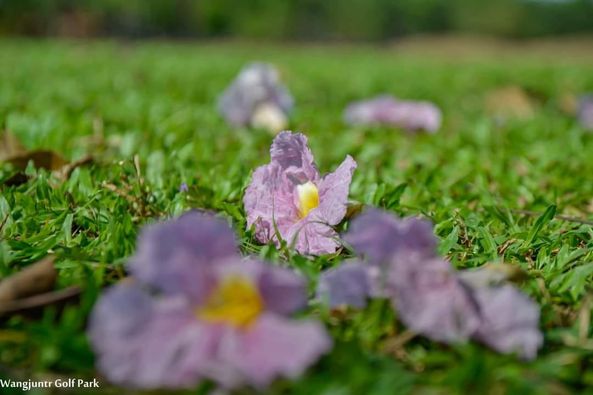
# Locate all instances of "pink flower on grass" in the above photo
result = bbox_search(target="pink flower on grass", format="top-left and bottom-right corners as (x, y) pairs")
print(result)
(320, 208), (542, 358)
(244, 131), (357, 255)
(89, 212), (331, 390)
(344, 95), (442, 133)
(218, 63), (294, 132)
(578, 94), (593, 131)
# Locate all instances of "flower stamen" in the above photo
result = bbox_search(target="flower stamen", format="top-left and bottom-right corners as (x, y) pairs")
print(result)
(297, 181), (319, 218)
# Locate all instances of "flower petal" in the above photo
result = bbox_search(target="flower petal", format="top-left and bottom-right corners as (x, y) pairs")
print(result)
(470, 284), (542, 360)
(258, 265), (308, 315)
(317, 261), (371, 309)
(128, 211), (237, 302)
(344, 208), (437, 266)
(220, 314), (332, 388)
(389, 256), (480, 343)
(317, 155), (357, 225)
(286, 218), (341, 255)
(578, 94), (593, 131)
(88, 283), (209, 389)
(270, 131), (319, 182)
(243, 163), (299, 245)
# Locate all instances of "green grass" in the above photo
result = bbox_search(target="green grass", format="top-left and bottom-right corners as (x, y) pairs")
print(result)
(2, 39), (593, 394)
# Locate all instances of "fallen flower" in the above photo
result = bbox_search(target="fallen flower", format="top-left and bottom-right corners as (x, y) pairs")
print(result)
(330, 208), (542, 356)
(244, 131), (357, 255)
(218, 63), (294, 133)
(89, 212), (331, 390)
(578, 94), (593, 130)
(344, 95), (442, 133)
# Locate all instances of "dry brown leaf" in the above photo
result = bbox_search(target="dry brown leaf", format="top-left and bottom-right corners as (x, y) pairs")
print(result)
(485, 85), (536, 120)
(2, 172), (29, 187)
(0, 130), (26, 161)
(5, 149), (68, 171)
(0, 286), (81, 317)
(0, 256), (57, 303)
(345, 201), (364, 220)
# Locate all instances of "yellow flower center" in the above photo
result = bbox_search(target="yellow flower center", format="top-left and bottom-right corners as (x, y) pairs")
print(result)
(197, 276), (263, 328)
(297, 181), (320, 218)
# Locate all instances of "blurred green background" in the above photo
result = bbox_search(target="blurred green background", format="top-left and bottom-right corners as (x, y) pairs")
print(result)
(1, 0), (593, 40)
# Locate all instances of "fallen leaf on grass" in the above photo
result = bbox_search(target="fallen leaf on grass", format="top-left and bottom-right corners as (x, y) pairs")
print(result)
(1, 130), (68, 171)
(0, 257), (57, 302)
(0, 131), (94, 186)
(0, 287), (81, 317)
(0, 130), (25, 160)
(2, 172), (29, 187)
(345, 201), (364, 220)
(5, 150), (68, 171)
(485, 86), (536, 121)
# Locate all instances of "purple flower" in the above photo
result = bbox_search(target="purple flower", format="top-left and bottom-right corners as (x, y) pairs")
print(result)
(317, 262), (371, 309)
(244, 131), (357, 255)
(578, 94), (593, 131)
(179, 182), (189, 193)
(342, 210), (479, 342)
(344, 95), (442, 133)
(218, 63), (294, 132)
(344, 208), (437, 266)
(341, 208), (542, 355)
(89, 213), (331, 390)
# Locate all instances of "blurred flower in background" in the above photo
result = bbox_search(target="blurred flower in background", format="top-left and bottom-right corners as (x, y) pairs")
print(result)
(578, 94), (593, 131)
(218, 63), (294, 133)
(344, 95), (442, 133)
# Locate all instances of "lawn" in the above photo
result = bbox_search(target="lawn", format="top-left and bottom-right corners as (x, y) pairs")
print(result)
(2, 39), (593, 394)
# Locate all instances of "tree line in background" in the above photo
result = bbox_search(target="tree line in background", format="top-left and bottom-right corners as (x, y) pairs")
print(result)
(1, 0), (593, 40)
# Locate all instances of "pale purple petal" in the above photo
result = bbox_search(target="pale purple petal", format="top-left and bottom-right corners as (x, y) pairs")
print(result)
(317, 261), (371, 309)
(88, 283), (208, 389)
(285, 218), (341, 256)
(344, 95), (442, 133)
(218, 63), (293, 127)
(389, 255), (480, 343)
(317, 155), (357, 225)
(468, 284), (542, 360)
(219, 314), (332, 388)
(270, 131), (319, 182)
(344, 208), (437, 266)
(128, 211), (237, 302)
(258, 265), (308, 315)
(578, 94), (593, 131)
(244, 164), (292, 244)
